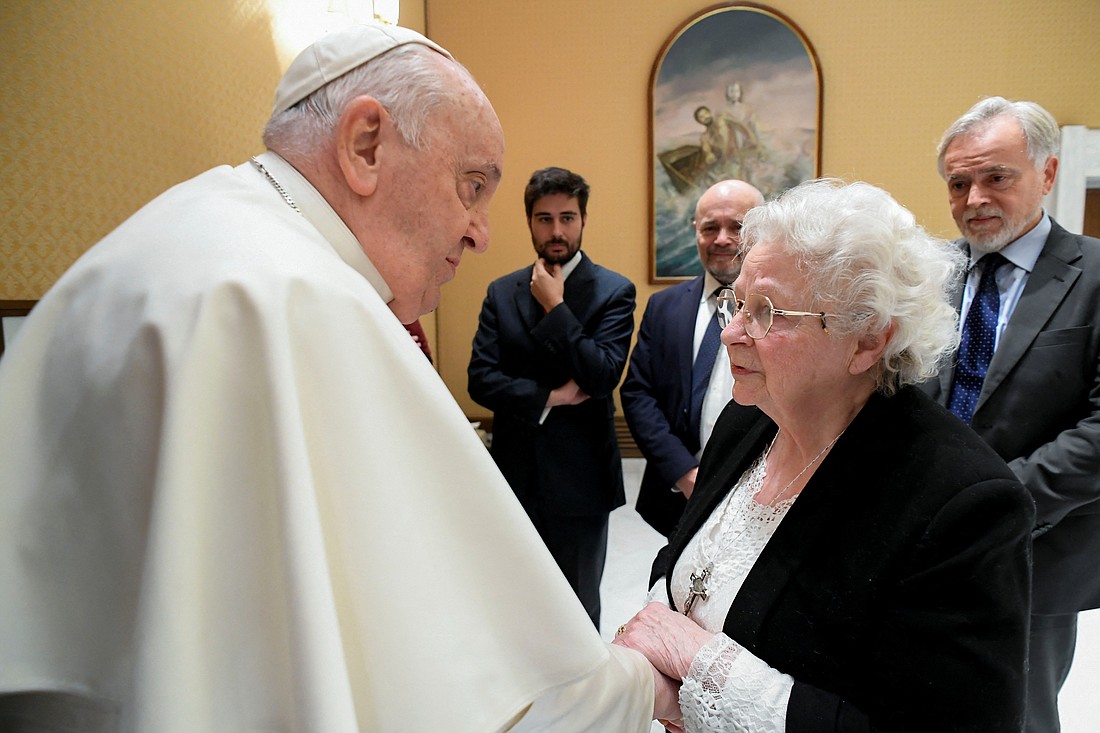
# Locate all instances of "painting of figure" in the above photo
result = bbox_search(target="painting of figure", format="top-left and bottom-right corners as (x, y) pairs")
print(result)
(651, 4), (821, 280)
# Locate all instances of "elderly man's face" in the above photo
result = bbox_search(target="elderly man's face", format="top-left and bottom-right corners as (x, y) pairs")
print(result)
(942, 116), (1056, 253)
(375, 64), (505, 323)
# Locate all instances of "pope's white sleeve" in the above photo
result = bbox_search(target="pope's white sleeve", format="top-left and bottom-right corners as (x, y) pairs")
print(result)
(504, 645), (654, 732)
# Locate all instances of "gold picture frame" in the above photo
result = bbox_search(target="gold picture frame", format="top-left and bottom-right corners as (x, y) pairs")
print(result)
(649, 3), (822, 282)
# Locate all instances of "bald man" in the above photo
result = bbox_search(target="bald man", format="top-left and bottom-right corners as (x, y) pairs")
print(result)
(622, 180), (764, 535)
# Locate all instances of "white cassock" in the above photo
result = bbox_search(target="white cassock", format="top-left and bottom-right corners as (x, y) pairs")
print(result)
(0, 152), (653, 732)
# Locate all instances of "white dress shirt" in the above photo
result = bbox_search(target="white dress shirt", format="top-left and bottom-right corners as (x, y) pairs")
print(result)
(958, 213), (1050, 351)
(695, 273), (735, 453)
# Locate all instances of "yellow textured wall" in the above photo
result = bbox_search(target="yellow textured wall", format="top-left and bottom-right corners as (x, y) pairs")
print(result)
(2, 1), (1097, 413)
(0, 1), (278, 297)
(0, 0), (436, 353)
(428, 0), (1100, 416)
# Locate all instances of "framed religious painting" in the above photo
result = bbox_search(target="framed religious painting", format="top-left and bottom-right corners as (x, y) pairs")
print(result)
(649, 3), (822, 282)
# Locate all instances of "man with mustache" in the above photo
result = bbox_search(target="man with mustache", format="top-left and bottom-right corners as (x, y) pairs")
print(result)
(469, 167), (636, 629)
(923, 96), (1100, 733)
(622, 179), (763, 536)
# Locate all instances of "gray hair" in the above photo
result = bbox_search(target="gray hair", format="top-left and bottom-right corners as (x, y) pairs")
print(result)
(739, 179), (967, 395)
(936, 96), (1061, 177)
(262, 44), (465, 159)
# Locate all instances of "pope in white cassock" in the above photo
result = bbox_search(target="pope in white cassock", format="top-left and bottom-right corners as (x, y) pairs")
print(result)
(0, 24), (669, 732)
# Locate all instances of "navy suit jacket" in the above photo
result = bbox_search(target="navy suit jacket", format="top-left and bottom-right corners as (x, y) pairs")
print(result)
(922, 219), (1100, 614)
(468, 254), (636, 516)
(655, 389), (1033, 732)
(621, 276), (707, 535)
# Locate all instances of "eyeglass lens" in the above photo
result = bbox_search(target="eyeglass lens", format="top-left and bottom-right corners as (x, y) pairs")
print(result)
(717, 291), (773, 339)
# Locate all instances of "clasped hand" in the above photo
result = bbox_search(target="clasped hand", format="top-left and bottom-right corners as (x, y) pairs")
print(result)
(546, 379), (589, 408)
(613, 602), (718, 730)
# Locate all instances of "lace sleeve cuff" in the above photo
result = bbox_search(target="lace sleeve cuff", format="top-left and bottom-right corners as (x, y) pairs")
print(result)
(679, 633), (794, 733)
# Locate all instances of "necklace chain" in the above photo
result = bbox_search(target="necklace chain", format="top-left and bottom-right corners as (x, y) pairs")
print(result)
(682, 428), (844, 615)
(250, 156), (302, 216)
(766, 429), (844, 505)
(683, 446), (772, 614)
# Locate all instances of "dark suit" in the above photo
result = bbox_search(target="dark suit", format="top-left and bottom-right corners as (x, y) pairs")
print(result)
(468, 253), (635, 626)
(654, 388), (1033, 732)
(922, 218), (1100, 730)
(621, 276), (707, 536)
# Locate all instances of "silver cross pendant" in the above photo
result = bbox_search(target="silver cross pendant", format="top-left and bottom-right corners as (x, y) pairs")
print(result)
(684, 567), (710, 615)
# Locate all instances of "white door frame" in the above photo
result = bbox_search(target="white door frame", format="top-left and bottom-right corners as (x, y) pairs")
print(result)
(1047, 125), (1100, 234)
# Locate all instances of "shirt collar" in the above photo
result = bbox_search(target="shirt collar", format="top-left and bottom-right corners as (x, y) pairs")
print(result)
(558, 249), (584, 280)
(970, 212), (1050, 274)
(252, 151), (395, 304)
(702, 271), (730, 303)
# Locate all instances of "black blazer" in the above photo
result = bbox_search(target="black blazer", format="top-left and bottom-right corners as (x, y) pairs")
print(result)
(468, 254), (636, 516)
(654, 388), (1033, 732)
(621, 276), (707, 535)
(922, 219), (1100, 613)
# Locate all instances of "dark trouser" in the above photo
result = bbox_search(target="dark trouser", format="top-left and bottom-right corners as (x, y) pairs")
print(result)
(528, 509), (609, 629)
(1026, 613), (1078, 733)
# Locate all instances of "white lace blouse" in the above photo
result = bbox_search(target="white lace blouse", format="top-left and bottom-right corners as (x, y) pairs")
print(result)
(648, 450), (796, 732)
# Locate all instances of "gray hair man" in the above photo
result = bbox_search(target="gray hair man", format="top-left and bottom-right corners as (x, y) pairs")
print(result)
(924, 96), (1100, 733)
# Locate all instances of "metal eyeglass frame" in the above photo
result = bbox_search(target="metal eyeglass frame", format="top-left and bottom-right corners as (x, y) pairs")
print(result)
(716, 288), (835, 338)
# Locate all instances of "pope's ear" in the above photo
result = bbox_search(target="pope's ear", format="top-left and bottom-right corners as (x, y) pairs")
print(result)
(336, 96), (385, 197)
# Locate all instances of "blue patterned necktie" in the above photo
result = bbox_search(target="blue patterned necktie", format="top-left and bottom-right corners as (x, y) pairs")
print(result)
(949, 253), (1007, 424)
(690, 291), (724, 435)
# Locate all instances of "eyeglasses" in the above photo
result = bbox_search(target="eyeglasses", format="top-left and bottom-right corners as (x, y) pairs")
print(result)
(716, 289), (835, 339)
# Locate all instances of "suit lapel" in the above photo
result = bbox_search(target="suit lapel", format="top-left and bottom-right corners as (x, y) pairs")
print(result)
(666, 406), (771, 611)
(981, 223), (1082, 406)
(668, 396), (883, 646)
(726, 395), (882, 649)
(678, 277), (707, 404)
(937, 264), (966, 399)
(562, 255), (598, 318)
(513, 265), (542, 330)
(728, 441), (853, 648)
(515, 255), (601, 330)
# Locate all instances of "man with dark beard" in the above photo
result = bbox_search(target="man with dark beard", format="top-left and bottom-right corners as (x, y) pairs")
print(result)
(469, 167), (636, 629)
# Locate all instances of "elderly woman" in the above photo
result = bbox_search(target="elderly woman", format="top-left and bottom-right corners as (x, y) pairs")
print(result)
(615, 179), (1033, 732)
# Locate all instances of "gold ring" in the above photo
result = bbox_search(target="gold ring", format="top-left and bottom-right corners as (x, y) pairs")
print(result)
(617, 624), (626, 636)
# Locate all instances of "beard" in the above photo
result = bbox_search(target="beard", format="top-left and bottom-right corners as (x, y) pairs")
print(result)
(962, 205), (1041, 254)
(535, 233), (582, 265)
(704, 252), (742, 284)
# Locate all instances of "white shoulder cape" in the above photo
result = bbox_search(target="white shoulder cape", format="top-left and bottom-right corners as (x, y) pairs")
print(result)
(0, 153), (651, 731)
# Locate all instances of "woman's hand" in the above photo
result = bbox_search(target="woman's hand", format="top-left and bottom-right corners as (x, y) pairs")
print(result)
(613, 601), (716, 681)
